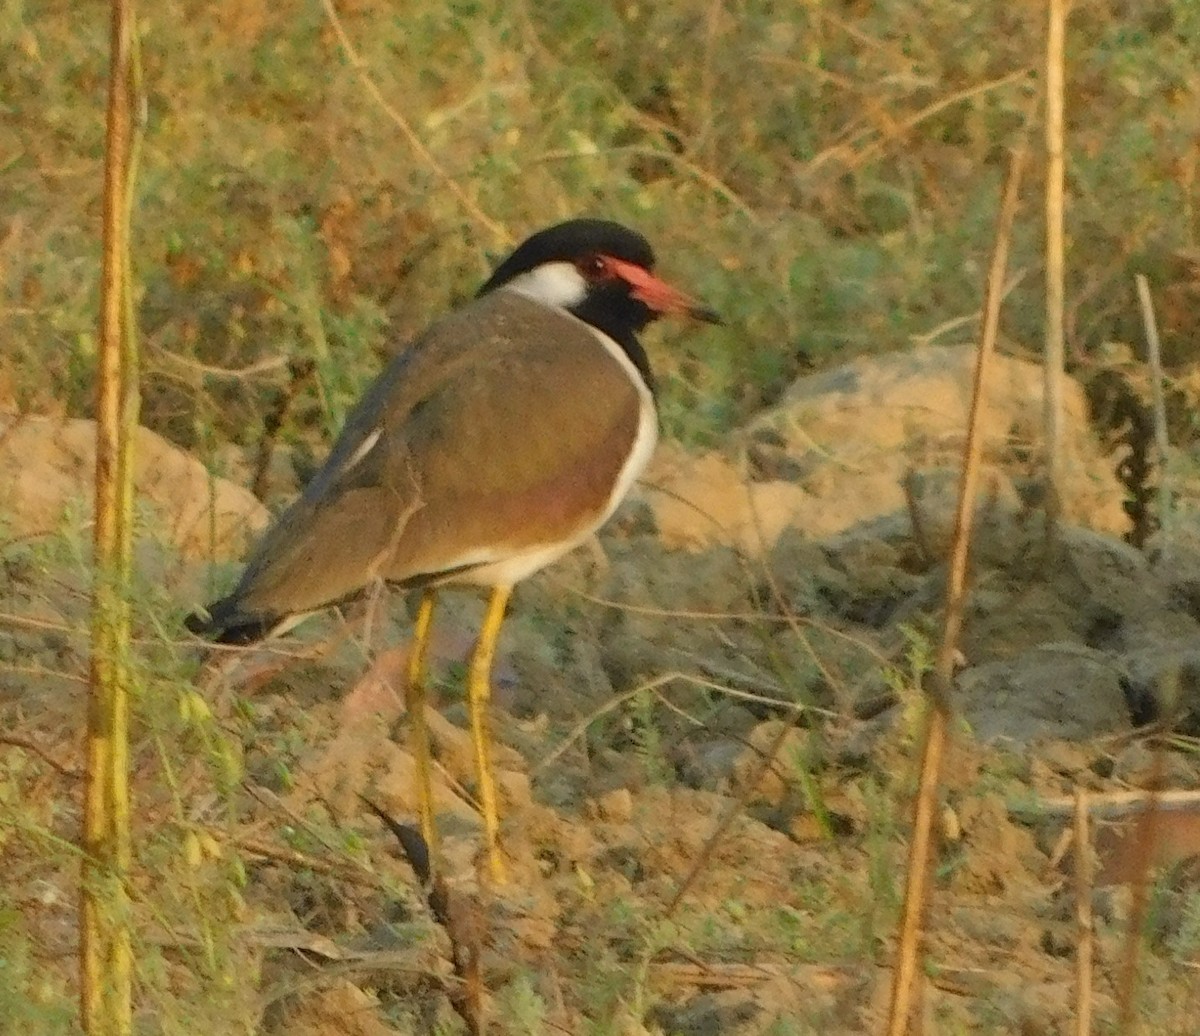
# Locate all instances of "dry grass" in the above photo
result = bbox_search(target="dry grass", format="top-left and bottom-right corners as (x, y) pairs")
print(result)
(3, 1), (1200, 1033)
(3, 2), (1197, 453)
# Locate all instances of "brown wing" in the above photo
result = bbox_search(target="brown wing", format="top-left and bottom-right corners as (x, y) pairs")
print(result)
(231, 291), (643, 617)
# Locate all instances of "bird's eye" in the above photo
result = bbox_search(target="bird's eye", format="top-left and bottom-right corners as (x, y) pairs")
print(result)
(578, 254), (610, 279)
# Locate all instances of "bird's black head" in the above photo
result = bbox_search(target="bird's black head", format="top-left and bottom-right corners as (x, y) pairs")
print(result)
(478, 219), (654, 297)
(477, 218), (720, 347)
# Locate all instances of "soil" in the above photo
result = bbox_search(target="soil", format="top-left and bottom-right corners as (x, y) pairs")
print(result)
(4, 352), (1200, 1033)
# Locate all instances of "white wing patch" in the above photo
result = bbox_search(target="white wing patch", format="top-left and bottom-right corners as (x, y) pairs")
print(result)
(339, 426), (383, 478)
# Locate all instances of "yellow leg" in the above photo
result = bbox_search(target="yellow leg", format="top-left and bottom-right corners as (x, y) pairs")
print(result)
(468, 584), (512, 884)
(406, 589), (438, 859)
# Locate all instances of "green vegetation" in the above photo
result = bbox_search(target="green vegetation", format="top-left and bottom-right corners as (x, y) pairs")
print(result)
(4, 2), (1197, 455)
(3, 1), (1200, 1032)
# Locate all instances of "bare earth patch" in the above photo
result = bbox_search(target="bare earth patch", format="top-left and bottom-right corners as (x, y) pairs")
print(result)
(4, 352), (1200, 1032)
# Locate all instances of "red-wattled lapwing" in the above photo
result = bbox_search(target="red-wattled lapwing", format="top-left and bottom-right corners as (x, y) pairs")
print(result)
(187, 218), (720, 881)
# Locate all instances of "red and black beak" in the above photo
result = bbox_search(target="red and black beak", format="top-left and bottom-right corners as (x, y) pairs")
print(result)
(608, 258), (723, 325)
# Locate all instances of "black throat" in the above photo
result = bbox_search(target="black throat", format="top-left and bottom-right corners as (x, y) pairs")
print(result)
(477, 219), (662, 396)
(569, 290), (658, 396)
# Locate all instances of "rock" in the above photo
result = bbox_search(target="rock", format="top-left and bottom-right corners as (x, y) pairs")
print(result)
(950, 792), (1042, 895)
(1035, 740), (1094, 779)
(731, 721), (815, 806)
(675, 737), (744, 792)
(0, 412), (266, 559)
(632, 346), (1126, 557)
(502, 602), (615, 723)
(744, 343), (1128, 540)
(1110, 741), (1200, 788)
(296, 650), (489, 829)
(956, 644), (1131, 743)
(637, 442), (811, 556)
(597, 540), (771, 695)
(1121, 645), (1200, 730)
(954, 523), (1200, 664)
(300, 716), (478, 829)
(649, 993), (759, 1036)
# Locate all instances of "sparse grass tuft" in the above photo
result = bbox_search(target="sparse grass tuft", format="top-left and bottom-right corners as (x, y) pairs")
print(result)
(4, 1), (1200, 1033)
(4, 2), (1197, 457)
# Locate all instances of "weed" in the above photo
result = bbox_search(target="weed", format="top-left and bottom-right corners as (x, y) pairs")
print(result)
(4, 2), (1200, 1032)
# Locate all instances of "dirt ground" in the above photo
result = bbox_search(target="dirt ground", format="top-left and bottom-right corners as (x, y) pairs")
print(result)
(3, 0), (1198, 1027)
(5, 488), (1200, 1033)
(4, 347), (1200, 1033)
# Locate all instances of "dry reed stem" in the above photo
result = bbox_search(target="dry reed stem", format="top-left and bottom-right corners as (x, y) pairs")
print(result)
(1134, 275), (1170, 541)
(1074, 786), (1094, 1036)
(81, 1), (137, 1032)
(1043, 0), (1067, 541)
(885, 142), (1028, 1036)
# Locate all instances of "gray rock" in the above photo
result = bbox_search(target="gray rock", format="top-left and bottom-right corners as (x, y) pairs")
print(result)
(956, 643), (1130, 743)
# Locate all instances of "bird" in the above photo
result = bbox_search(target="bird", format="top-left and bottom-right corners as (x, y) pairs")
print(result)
(187, 218), (720, 881)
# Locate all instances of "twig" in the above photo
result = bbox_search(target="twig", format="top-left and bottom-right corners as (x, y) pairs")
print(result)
(1021, 788), (1200, 817)
(1134, 275), (1171, 544)
(902, 470), (934, 565)
(536, 671), (718, 774)
(693, 0), (723, 172)
(907, 269), (1028, 348)
(513, 3), (765, 230)
(229, 834), (392, 891)
(834, 68), (1033, 174)
(551, 593), (797, 624)
(251, 357), (315, 499)
(1074, 786), (1094, 1036)
(317, 0), (509, 248)
(534, 668), (836, 777)
(649, 959), (853, 992)
(1042, 0), (1068, 543)
(151, 347), (291, 380)
(363, 798), (484, 1036)
(886, 142), (1028, 1036)
(665, 713), (799, 917)
(1, 662), (89, 686)
(0, 734), (83, 779)
(0, 611), (88, 636)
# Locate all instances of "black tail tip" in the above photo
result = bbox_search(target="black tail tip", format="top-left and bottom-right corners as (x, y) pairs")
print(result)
(184, 608), (216, 637)
(185, 598), (278, 645)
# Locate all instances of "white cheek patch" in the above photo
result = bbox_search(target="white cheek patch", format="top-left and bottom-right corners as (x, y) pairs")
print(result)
(503, 261), (588, 310)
